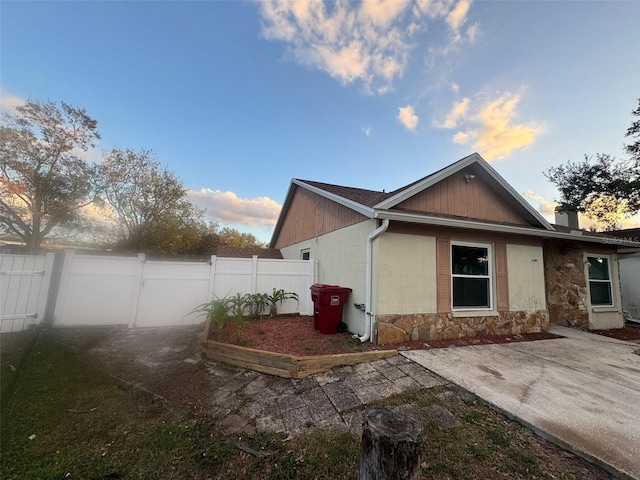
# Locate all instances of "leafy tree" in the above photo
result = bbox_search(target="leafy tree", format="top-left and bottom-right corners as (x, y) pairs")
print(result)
(217, 226), (265, 248)
(545, 99), (640, 231)
(180, 221), (266, 255)
(624, 98), (640, 165)
(0, 100), (102, 252)
(101, 148), (203, 254)
(583, 194), (631, 231)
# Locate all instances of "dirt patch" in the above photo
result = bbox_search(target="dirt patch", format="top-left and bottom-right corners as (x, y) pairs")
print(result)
(68, 326), (217, 412)
(210, 316), (375, 356)
(210, 316), (564, 356)
(591, 324), (640, 343)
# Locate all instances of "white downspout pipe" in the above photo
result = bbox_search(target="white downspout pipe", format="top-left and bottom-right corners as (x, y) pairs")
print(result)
(356, 219), (389, 342)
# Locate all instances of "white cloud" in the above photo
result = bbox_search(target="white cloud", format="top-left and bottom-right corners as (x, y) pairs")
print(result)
(360, 0), (410, 26)
(446, 0), (471, 36)
(440, 93), (541, 160)
(523, 190), (557, 217)
(435, 97), (469, 128)
(259, 0), (475, 93)
(466, 22), (480, 43)
(188, 189), (282, 228)
(0, 92), (26, 116)
(362, 126), (373, 136)
(397, 105), (419, 130)
(413, 0), (453, 19)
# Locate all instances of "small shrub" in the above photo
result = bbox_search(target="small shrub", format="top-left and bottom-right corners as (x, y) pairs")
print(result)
(190, 296), (231, 330)
(266, 289), (299, 316)
(228, 292), (251, 327)
(247, 292), (269, 319)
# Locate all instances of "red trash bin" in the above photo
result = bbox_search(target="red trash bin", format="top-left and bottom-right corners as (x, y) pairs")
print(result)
(310, 284), (352, 334)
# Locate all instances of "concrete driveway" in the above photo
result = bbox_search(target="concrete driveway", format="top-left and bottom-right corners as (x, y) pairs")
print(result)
(402, 326), (640, 479)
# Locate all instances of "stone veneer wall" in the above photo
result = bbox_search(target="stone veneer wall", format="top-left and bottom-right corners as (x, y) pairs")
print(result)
(376, 310), (549, 345)
(543, 242), (589, 328)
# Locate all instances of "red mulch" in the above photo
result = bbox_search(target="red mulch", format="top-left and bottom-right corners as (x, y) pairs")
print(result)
(590, 324), (640, 343)
(209, 315), (564, 357)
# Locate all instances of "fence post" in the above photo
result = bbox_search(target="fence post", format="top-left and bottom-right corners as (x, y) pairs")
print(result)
(128, 253), (146, 328)
(51, 250), (75, 326)
(359, 406), (423, 480)
(251, 255), (258, 294)
(208, 255), (217, 302)
(40, 252), (59, 327)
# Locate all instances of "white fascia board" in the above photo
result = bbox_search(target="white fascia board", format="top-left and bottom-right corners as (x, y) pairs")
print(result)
(374, 210), (640, 248)
(374, 153), (479, 209)
(292, 179), (375, 218)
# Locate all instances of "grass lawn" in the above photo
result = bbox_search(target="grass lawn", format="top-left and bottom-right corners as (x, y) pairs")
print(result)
(1, 329), (611, 479)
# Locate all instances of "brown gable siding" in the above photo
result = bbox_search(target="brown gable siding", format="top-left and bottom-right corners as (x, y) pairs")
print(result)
(394, 167), (530, 226)
(273, 187), (367, 248)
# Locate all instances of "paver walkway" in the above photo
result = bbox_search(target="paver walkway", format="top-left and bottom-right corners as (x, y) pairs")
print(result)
(206, 355), (444, 437)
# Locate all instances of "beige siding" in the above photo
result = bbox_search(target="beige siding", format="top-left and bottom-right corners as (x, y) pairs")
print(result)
(395, 167), (530, 225)
(507, 244), (546, 311)
(279, 220), (377, 334)
(584, 252), (624, 329)
(375, 233), (437, 315)
(274, 187), (367, 248)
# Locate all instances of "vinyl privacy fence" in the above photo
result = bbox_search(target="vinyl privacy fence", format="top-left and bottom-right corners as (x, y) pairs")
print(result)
(0, 253), (55, 333)
(0, 252), (314, 332)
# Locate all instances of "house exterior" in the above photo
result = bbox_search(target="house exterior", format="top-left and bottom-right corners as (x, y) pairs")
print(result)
(270, 153), (640, 344)
(608, 228), (640, 319)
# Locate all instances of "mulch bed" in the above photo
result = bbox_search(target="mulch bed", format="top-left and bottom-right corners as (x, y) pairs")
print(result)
(209, 315), (564, 357)
(590, 323), (640, 343)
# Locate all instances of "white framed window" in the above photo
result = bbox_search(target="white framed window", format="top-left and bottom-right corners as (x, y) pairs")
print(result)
(586, 255), (613, 306)
(300, 249), (310, 260)
(451, 242), (493, 310)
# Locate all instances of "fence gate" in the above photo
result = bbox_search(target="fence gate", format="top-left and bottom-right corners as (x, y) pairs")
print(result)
(134, 260), (212, 328)
(0, 253), (55, 333)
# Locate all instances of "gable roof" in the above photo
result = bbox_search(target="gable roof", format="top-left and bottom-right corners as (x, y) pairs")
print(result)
(374, 154), (551, 229)
(270, 153), (640, 248)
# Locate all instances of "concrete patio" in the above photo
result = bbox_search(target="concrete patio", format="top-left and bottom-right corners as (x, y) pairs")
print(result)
(403, 326), (640, 479)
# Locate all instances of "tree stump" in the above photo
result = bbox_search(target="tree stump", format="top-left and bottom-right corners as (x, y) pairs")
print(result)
(359, 405), (424, 480)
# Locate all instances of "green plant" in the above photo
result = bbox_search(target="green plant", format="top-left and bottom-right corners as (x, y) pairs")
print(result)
(228, 292), (251, 327)
(247, 292), (269, 319)
(266, 288), (299, 316)
(191, 296), (231, 328)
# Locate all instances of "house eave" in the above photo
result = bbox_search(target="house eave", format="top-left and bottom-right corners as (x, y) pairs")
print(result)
(374, 210), (640, 247)
(291, 179), (375, 218)
(269, 179), (375, 248)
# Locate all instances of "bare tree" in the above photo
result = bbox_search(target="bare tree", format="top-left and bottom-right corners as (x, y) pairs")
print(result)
(101, 148), (203, 253)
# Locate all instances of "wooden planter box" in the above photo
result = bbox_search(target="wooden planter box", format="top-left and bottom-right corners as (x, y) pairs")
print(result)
(202, 339), (397, 378)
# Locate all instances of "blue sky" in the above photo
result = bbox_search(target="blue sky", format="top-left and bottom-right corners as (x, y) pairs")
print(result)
(2, 0), (639, 242)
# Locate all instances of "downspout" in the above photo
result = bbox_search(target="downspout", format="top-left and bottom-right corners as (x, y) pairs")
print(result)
(356, 219), (389, 342)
